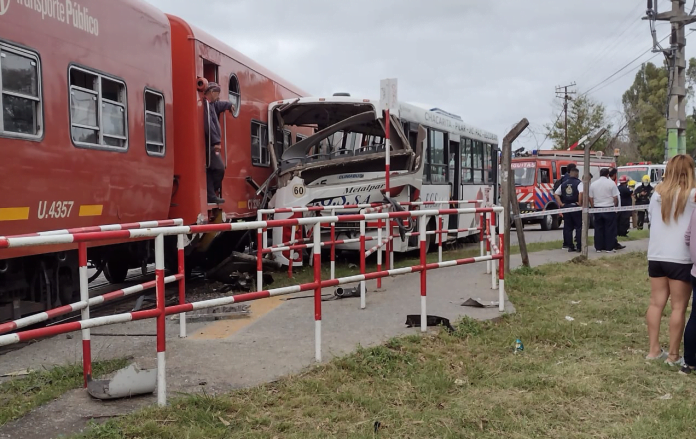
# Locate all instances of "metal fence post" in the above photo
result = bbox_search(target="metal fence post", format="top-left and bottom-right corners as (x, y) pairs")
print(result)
(177, 234), (186, 338)
(313, 224), (322, 362)
(360, 219), (366, 309)
(490, 213), (498, 290)
(330, 209), (336, 280)
(78, 242), (91, 387)
(155, 234), (167, 406)
(498, 209), (505, 313)
(438, 215), (443, 263)
(288, 225), (296, 279)
(419, 215), (427, 332)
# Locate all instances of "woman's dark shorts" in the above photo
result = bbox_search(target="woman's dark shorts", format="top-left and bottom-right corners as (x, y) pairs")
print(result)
(648, 260), (693, 282)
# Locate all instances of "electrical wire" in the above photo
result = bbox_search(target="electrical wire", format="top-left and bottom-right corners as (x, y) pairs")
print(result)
(578, 2), (642, 78)
(586, 52), (662, 96)
(537, 111), (564, 149)
(586, 29), (694, 97)
(576, 2), (648, 84)
(583, 32), (674, 96)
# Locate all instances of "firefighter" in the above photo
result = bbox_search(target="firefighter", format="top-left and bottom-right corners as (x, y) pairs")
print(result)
(628, 179), (637, 228)
(554, 166), (583, 252)
(617, 176), (632, 237)
(634, 174), (654, 230)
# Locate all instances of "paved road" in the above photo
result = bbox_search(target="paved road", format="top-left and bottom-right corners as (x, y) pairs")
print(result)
(509, 223), (593, 246)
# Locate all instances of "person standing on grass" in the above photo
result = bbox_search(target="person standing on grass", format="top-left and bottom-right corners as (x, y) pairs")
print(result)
(680, 206), (696, 374)
(634, 175), (654, 230)
(646, 154), (696, 366)
(589, 168), (622, 253)
(617, 176), (633, 237)
(554, 166), (583, 252)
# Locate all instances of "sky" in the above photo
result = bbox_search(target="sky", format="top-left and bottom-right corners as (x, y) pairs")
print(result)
(144, 0), (695, 150)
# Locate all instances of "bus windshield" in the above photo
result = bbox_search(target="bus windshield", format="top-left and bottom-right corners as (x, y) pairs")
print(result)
(512, 162), (536, 186)
(618, 167), (648, 182)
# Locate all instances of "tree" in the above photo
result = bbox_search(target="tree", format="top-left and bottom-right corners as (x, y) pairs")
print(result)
(622, 62), (669, 162)
(622, 58), (696, 162)
(545, 94), (610, 151)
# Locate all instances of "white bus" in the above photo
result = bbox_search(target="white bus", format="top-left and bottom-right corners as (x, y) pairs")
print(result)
(266, 96), (498, 266)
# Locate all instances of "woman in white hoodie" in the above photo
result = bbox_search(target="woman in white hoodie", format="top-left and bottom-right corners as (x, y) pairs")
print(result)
(646, 155), (696, 366)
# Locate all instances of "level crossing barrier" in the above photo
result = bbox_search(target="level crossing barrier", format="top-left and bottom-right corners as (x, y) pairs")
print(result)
(257, 200), (488, 291)
(0, 206), (504, 407)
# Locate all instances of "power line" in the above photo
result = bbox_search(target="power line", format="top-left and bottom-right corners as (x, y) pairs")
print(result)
(586, 29), (694, 97)
(583, 32), (673, 96)
(587, 52), (662, 96)
(538, 111), (564, 149)
(576, 2), (647, 83)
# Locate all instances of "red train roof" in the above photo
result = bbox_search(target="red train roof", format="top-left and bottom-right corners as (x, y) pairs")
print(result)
(166, 14), (311, 98)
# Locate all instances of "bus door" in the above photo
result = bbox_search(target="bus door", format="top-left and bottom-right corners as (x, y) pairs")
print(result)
(449, 139), (460, 229)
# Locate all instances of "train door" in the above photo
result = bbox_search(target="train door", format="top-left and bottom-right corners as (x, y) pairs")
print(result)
(201, 59), (225, 205)
(449, 139), (460, 229)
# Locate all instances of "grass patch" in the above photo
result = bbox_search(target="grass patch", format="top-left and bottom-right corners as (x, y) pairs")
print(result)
(74, 251), (693, 438)
(0, 358), (129, 426)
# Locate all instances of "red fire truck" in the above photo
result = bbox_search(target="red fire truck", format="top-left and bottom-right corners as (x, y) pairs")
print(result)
(511, 150), (616, 230)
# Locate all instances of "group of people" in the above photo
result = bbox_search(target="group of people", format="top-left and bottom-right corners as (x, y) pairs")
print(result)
(646, 154), (696, 373)
(616, 173), (655, 235)
(554, 164), (655, 253)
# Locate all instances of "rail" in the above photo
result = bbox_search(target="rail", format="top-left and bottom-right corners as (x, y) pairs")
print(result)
(0, 206), (505, 408)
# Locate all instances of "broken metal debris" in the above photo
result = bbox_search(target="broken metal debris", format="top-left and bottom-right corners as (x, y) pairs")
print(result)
(170, 304), (251, 322)
(206, 252), (280, 290)
(323, 287), (361, 301)
(405, 315), (456, 333)
(86, 363), (157, 400)
(461, 298), (499, 308)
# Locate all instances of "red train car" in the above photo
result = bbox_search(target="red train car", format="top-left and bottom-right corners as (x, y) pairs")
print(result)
(0, 0), (309, 321)
(166, 16), (310, 268)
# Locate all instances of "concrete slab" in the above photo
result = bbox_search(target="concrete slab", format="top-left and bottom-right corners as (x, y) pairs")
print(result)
(0, 238), (649, 439)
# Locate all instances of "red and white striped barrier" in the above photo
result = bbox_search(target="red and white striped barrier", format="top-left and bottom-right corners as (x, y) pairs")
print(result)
(4, 219), (184, 239)
(0, 274), (182, 335)
(0, 206), (504, 407)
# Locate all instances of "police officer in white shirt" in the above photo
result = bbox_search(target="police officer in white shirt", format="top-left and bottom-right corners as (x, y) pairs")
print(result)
(589, 168), (623, 252)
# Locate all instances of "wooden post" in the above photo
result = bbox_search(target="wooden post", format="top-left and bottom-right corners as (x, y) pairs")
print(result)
(501, 119), (529, 275)
(509, 176), (529, 267)
(581, 128), (607, 258)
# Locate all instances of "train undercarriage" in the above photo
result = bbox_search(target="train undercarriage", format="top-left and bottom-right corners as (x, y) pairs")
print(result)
(0, 227), (257, 323)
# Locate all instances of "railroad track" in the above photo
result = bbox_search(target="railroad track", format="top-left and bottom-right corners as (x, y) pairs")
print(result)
(0, 269), (205, 356)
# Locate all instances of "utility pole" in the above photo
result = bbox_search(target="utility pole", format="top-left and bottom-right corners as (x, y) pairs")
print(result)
(556, 83), (577, 149)
(645, 0), (696, 160)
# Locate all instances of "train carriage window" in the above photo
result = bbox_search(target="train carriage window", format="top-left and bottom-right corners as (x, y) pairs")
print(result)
(228, 74), (241, 118)
(251, 120), (269, 166)
(0, 44), (42, 138)
(69, 66), (127, 150)
(145, 90), (165, 156)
